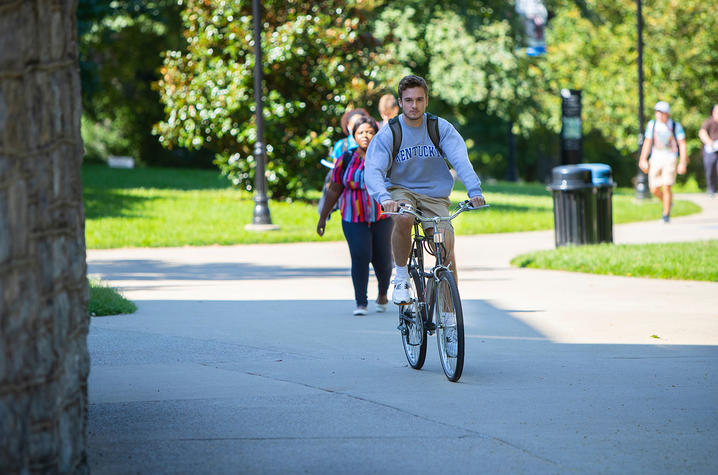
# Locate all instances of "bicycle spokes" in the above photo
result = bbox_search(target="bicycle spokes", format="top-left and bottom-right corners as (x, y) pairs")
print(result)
(435, 272), (464, 382)
(400, 269), (427, 369)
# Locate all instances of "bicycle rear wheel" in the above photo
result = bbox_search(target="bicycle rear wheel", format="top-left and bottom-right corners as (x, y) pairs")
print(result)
(434, 270), (464, 382)
(400, 268), (427, 369)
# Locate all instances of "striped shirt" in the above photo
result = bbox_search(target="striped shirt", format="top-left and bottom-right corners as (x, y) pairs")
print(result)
(332, 150), (388, 223)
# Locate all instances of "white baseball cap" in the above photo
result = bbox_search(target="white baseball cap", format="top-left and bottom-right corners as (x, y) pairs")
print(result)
(654, 101), (670, 113)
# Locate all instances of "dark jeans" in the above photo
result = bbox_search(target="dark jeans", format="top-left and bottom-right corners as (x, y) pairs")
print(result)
(341, 218), (393, 307)
(704, 151), (718, 194)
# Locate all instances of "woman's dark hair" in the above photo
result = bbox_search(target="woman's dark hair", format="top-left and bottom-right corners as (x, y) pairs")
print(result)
(351, 115), (379, 137)
(397, 74), (429, 101)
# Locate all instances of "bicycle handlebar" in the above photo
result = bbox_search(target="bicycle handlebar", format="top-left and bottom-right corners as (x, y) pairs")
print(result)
(383, 200), (489, 222)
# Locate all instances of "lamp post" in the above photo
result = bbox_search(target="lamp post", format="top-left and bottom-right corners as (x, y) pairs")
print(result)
(634, 0), (650, 199)
(246, 0), (278, 230)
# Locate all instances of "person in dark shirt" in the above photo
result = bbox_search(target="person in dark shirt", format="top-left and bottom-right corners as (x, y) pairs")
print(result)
(698, 104), (718, 197)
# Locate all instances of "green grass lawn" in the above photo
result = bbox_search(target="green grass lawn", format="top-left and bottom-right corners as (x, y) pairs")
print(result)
(88, 278), (137, 316)
(511, 240), (718, 282)
(83, 164), (701, 249)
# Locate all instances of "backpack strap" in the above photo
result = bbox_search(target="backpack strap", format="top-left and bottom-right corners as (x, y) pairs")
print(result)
(426, 113), (444, 157)
(336, 149), (352, 181)
(388, 116), (402, 178)
(645, 119), (654, 139)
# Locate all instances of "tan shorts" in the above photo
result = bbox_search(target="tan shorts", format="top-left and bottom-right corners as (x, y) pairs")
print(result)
(648, 153), (678, 188)
(389, 186), (453, 233)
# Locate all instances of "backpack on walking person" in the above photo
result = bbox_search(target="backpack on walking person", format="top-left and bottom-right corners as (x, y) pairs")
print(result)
(317, 138), (349, 217)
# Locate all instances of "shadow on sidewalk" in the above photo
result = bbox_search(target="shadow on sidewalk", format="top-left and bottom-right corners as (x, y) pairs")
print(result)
(88, 259), (350, 281)
(87, 298), (718, 474)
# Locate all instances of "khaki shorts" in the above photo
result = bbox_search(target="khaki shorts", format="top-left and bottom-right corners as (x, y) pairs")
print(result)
(390, 186), (453, 233)
(648, 153), (678, 188)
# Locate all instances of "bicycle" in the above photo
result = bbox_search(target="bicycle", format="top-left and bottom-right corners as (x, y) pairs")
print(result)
(386, 200), (488, 382)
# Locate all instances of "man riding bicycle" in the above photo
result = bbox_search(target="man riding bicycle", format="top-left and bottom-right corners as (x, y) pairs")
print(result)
(365, 74), (486, 305)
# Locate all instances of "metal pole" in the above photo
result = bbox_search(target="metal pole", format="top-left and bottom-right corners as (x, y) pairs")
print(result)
(249, 0), (274, 226)
(635, 0), (650, 199)
(506, 121), (518, 182)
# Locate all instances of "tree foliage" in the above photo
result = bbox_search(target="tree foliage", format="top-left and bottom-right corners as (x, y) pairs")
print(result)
(537, 0), (718, 184)
(370, 0), (718, 185)
(150, 0), (717, 192)
(373, 1), (541, 131)
(156, 0), (387, 198)
(368, 1), (553, 181)
(78, 0), (202, 166)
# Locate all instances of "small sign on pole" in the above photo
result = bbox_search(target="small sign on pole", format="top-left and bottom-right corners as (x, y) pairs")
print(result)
(560, 89), (582, 165)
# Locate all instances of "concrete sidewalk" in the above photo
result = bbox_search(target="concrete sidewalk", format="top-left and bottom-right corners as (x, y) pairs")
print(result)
(87, 193), (717, 474)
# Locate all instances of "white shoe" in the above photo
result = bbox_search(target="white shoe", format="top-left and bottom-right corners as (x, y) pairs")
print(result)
(392, 280), (411, 305)
(442, 312), (458, 357)
(376, 302), (388, 313)
(353, 307), (368, 316)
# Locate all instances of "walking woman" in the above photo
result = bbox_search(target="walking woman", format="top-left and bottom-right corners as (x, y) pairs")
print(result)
(317, 116), (393, 316)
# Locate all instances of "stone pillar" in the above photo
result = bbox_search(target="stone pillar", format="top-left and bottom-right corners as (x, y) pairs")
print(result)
(0, 0), (89, 472)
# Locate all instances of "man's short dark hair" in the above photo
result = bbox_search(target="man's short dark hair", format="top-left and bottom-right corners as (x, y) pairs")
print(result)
(398, 75), (429, 100)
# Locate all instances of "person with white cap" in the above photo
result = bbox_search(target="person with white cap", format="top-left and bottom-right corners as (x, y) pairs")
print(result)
(638, 101), (688, 223)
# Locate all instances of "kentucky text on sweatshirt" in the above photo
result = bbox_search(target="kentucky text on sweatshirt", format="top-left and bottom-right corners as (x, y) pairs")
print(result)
(365, 113), (482, 204)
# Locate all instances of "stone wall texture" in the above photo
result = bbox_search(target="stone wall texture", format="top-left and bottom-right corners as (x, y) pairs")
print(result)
(0, 0), (89, 472)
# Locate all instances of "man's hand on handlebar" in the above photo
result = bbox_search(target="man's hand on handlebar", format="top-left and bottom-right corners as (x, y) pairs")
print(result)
(381, 200), (399, 213)
(469, 195), (486, 208)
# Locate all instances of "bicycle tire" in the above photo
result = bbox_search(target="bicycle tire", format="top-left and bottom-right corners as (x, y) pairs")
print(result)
(434, 270), (464, 382)
(400, 268), (427, 369)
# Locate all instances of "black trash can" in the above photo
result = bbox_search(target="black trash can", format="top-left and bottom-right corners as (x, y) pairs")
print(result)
(577, 163), (614, 243)
(548, 166), (597, 247)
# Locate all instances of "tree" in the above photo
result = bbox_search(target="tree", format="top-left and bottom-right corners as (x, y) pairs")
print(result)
(371, 0), (548, 179)
(2, 1), (88, 471)
(78, 0), (210, 166)
(156, 0), (387, 198)
(536, 0), (718, 184)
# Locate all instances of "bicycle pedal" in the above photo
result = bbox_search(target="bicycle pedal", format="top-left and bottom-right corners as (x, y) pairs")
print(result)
(424, 321), (436, 332)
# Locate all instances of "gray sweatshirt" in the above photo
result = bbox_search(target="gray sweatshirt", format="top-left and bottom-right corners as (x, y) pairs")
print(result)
(365, 113), (482, 204)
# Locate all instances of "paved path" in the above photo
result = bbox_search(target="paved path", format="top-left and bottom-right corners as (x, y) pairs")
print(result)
(87, 193), (718, 474)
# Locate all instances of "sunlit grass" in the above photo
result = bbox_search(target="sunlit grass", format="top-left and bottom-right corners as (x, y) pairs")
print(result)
(83, 165), (701, 249)
(88, 278), (137, 316)
(452, 181), (700, 234)
(511, 240), (718, 282)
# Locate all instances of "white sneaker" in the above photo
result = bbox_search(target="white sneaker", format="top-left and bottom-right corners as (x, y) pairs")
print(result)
(392, 279), (411, 305)
(442, 312), (458, 357)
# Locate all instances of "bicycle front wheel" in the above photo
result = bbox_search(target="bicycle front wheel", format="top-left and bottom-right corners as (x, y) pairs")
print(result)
(434, 270), (464, 382)
(400, 268), (427, 370)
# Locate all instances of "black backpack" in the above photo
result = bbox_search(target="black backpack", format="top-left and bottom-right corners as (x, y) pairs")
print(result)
(387, 113), (443, 177)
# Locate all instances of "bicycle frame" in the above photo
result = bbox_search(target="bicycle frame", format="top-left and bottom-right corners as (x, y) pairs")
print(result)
(408, 220), (444, 332)
(387, 200), (489, 380)
(396, 201), (488, 330)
